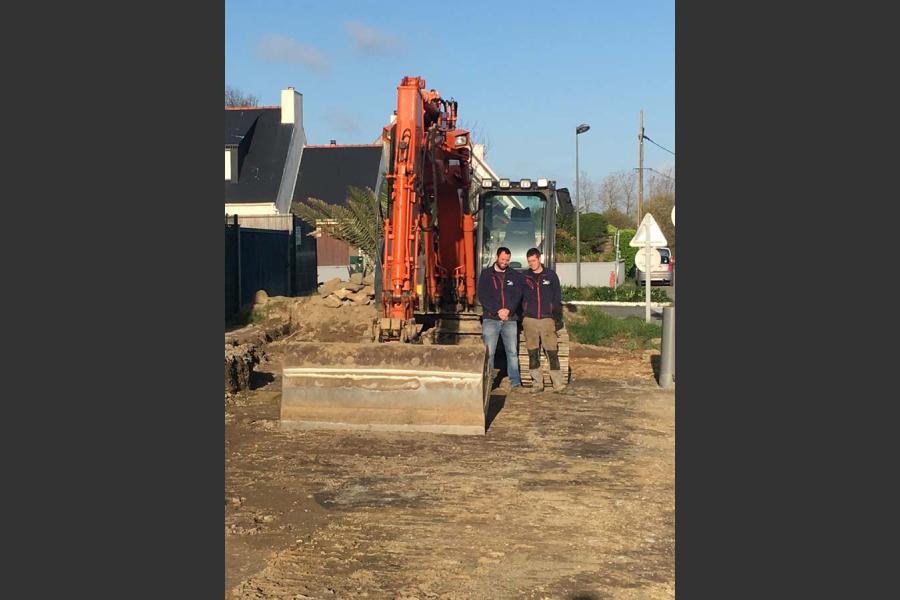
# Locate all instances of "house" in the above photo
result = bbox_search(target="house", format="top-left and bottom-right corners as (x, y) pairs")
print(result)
(225, 88), (306, 216)
(224, 88), (317, 301)
(292, 143), (385, 283)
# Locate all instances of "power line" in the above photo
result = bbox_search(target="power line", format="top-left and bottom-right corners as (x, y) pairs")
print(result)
(648, 168), (676, 181)
(642, 134), (675, 156)
(633, 167), (675, 181)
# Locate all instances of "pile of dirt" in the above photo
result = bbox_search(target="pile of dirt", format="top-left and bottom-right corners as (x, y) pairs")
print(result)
(225, 286), (380, 397)
(224, 343), (260, 394)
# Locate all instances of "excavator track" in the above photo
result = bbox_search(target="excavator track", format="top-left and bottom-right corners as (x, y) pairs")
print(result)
(517, 325), (572, 387)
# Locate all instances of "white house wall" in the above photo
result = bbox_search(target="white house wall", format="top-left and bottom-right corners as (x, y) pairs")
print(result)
(225, 203), (280, 216)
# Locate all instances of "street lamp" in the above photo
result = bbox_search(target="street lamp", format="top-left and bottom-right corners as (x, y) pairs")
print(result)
(575, 123), (590, 287)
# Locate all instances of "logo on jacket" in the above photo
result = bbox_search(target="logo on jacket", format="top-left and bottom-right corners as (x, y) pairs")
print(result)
(506, 280), (514, 286)
(542, 279), (551, 285)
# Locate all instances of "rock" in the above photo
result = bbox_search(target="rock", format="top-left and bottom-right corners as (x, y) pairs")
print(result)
(253, 289), (269, 305)
(348, 291), (371, 304)
(360, 285), (374, 297)
(323, 295), (343, 308)
(350, 272), (364, 284)
(343, 283), (365, 293)
(332, 288), (355, 300)
(318, 277), (345, 296)
(362, 273), (374, 286)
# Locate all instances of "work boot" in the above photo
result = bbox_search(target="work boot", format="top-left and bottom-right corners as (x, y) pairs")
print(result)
(527, 368), (544, 392)
(524, 348), (543, 393)
(549, 369), (567, 392)
(547, 351), (567, 392)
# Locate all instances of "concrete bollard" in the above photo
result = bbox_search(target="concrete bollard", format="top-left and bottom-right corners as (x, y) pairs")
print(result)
(658, 306), (675, 388)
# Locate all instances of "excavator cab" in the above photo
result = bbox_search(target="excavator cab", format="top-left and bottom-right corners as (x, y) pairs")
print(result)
(476, 179), (558, 273)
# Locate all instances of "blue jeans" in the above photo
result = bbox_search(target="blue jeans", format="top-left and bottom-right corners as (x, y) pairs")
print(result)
(482, 318), (521, 386)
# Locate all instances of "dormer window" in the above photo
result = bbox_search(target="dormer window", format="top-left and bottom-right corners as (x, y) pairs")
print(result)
(225, 147), (239, 182)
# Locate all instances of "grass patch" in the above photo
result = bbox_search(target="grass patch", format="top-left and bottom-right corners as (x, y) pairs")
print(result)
(567, 308), (662, 349)
(226, 302), (275, 328)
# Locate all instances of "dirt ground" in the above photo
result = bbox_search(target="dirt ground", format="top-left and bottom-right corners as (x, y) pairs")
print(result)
(225, 298), (674, 599)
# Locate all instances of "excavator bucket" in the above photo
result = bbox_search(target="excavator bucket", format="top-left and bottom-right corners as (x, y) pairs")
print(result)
(280, 342), (491, 435)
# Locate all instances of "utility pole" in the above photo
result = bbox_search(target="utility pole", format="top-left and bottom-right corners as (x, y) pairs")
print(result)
(575, 123), (590, 287)
(576, 133), (580, 287)
(638, 110), (644, 227)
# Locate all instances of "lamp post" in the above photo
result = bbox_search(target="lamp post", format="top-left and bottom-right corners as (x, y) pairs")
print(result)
(575, 123), (590, 287)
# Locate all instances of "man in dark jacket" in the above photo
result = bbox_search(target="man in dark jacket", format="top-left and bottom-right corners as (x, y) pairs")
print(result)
(520, 247), (566, 392)
(477, 246), (522, 389)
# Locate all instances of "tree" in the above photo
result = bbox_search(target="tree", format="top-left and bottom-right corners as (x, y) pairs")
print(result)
(602, 207), (634, 230)
(576, 170), (599, 213)
(292, 185), (388, 275)
(578, 212), (609, 253)
(612, 170), (638, 224)
(647, 165), (676, 198)
(644, 193), (675, 251)
(597, 170), (638, 225)
(554, 210), (608, 259)
(225, 85), (259, 107)
(644, 166), (675, 250)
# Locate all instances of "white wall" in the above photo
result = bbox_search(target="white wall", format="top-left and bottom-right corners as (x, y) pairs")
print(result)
(555, 261), (626, 287)
(225, 203), (279, 216)
(318, 265), (351, 284)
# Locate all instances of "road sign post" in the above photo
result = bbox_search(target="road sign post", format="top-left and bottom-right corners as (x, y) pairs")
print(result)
(629, 213), (667, 323)
(645, 231), (652, 322)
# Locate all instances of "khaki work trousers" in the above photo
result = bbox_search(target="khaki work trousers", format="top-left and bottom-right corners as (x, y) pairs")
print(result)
(522, 317), (558, 352)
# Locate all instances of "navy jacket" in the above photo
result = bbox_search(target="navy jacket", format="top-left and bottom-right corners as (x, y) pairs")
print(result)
(477, 264), (522, 321)
(521, 266), (562, 320)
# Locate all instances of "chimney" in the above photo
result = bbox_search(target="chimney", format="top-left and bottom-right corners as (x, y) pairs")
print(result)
(280, 87), (303, 125)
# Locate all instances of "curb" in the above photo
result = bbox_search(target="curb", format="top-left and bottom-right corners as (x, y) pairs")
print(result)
(564, 301), (673, 308)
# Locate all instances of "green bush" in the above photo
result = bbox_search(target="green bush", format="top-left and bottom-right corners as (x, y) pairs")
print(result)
(617, 229), (638, 277)
(567, 308), (661, 348)
(578, 213), (609, 253)
(562, 285), (671, 302)
(555, 211), (609, 258)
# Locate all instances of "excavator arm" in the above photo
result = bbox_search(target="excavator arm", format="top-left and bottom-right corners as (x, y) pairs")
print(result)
(377, 76), (476, 341)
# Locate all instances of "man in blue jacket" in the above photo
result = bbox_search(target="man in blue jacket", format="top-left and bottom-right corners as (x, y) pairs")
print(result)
(477, 246), (522, 390)
(521, 247), (566, 392)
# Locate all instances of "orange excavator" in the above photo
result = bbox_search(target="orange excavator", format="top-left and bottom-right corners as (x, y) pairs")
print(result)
(280, 76), (569, 435)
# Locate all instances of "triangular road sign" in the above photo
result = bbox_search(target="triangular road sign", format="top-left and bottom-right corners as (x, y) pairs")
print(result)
(629, 212), (668, 247)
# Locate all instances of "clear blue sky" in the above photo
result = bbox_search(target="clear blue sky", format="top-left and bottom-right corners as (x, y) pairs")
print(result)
(225, 0), (674, 191)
